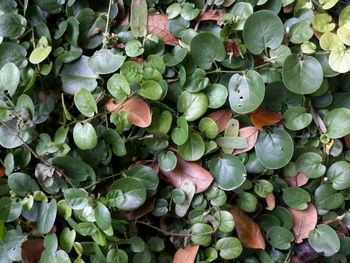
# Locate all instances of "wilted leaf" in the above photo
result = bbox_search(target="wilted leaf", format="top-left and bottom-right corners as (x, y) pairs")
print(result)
(344, 134), (350, 149)
(148, 14), (179, 46)
(160, 154), (213, 193)
(197, 11), (221, 22)
(21, 239), (45, 263)
(290, 203), (317, 243)
(249, 109), (283, 130)
(284, 173), (309, 187)
(0, 166), (5, 177)
(234, 126), (259, 155)
(173, 245), (199, 263)
(207, 109), (233, 133)
(228, 206), (265, 249)
(265, 192), (275, 211)
(125, 197), (155, 220)
(106, 97), (152, 128)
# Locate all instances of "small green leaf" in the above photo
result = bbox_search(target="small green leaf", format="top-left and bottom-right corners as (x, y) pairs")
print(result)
(74, 88), (97, 117)
(216, 237), (242, 259)
(178, 133), (205, 161)
(282, 187), (311, 210)
(266, 226), (294, 250)
(95, 201), (111, 231)
(158, 151), (177, 171)
(38, 199), (57, 234)
(73, 123), (98, 150)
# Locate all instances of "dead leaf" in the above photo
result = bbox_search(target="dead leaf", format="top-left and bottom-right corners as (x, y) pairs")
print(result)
(0, 166), (5, 177)
(265, 192), (275, 211)
(207, 109), (233, 133)
(324, 139), (334, 155)
(344, 134), (350, 149)
(148, 14), (179, 46)
(313, 28), (323, 40)
(197, 11), (221, 22)
(105, 97), (152, 128)
(161, 154), (213, 193)
(248, 109), (283, 130)
(125, 197), (155, 220)
(21, 239), (45, 263)
(173, 245), (199, 263)
(289, 203), (317, 243)
(233, 126), (259, 155)
(283, 173), (309, 187)
(228, 206), (266, 249)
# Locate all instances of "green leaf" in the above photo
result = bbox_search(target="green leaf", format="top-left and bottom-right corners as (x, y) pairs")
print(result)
(315, 184), (344, 210)
(0, 62), (20, 95)
(254, 179), (273, 198)
(183, 68), (209, 92)
(230, 2), (254, 30)
(60, 227), (76, 253)
(0, 197), (22, 222)
(282, 55), (323, 94)
(180, 3), (199, 21)
(107, 249), (128, 263)
(243, 10), (284, 55)
(74, 88), (97, 117)
(29, 46), (52, 64)
(95, 201), (111, 231)
(158, 151), (177, 171)
(266, 226), (294, 250)
(216, 237), (242, 259)
(130, 0), (148, 38)
(125, 165), (159, 197)
(120, 61), (143, 83)
(125, 40), (144, 57)
(337, 22), (350, 46)
(63, 188), (88, 210)
(255, 128), (294, 169)
(38, 199), (57, 234)
(0, 120), (29, 149)
(190, 32), (226, 70)
(52, 156), (95, 182)
(166, 3), (181, 19)
(175, 179), (196, 217)
(312, 13), (335, 33)
(177, 92), (208, 121)
(269, 45), (292, 67)
(172, 189), (185, 204)
(88, 49), (125, 74)
(73, 123), (98, 150)
(191, 223), (213, 246)
(308, 224), (340, 256)
(339, 6), (350, 26)
(8, 172), (39, 197)
(295, 152), (326, 178)
(284, 106), (312, 130)
(282, 187), (311, 210)
(147, 109), (172, 136)
(199, 117), (219, 139)
(324, 108), (350, 138)
(229, 70), (265, 114)
(208, 154), (246, 191)
(327, 161), (350, 190)
(110, 177), (147, 211)
(214, 210), (235, 233)
(0, 42), (27, 69)
(107, 74), (130, 103)
(171, 116), (189, 145)
(205, 84), (228, 109)
(329, 48), (350, 73)
(178, 133), (205, 161)
(139, 80), (163, 100)
(0, 13), (27, 38)
(289, 21), (313, 44)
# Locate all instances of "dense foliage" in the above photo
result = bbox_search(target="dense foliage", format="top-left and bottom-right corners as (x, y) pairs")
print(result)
(1, 0), (350, 262)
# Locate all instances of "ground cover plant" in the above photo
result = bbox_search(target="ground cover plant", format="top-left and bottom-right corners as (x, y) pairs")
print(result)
(0, 0), (350, 262)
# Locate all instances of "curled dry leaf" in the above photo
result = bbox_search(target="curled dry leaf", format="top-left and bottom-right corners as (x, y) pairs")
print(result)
(248, 108), (283, 130)
(125, 197), (155, 220)
(106, 97), (152, 128)
(228, 206), (266, 249)
(197, 11), (221, 22)
(21, 239), (45, 263)
(265, 192), (276, 211)
(160, 154), (213, 193)
(0, 166), (5, 177)
(207, 109), (233, 133)
(234, 126), (259, 155)
(344, 134), (350, 149)
(289, 203), (318, 243)
(283, 173), (309, 187)
(173, 245), (199, 263)
(148, 14), (179, 46)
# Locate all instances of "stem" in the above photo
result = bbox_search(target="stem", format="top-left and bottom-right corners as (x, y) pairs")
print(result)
(83, 171), (124, 189)
(206, 62), (271, 75)
(194, 1), (209, 31)
(102, 0), (114, 49)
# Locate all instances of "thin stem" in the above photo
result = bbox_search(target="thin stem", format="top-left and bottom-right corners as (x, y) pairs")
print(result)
(102, 0), (114, 49)
(83, 171), (124, 189)
(206, 62), (271, 75)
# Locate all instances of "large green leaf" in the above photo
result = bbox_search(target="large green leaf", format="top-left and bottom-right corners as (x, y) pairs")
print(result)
(38, 199), (57, 234)
(73, 123), (98, 150)
(125, 165), (159, 197)
(0, 13), (27, 38)
(295, 152), (326, 178)
(178, 133), (205, 161)
(0, 42), (27, 68)
(95, 201), (111, 231)
(324, 108), (350, 138)
(0, 62), (20, 95)
(8, 173), (40, 197)
(88, 49), (125, 74)
(327, 161), (350, 190)
(308, 224), (340, 257)
(177, 92), (208, 121)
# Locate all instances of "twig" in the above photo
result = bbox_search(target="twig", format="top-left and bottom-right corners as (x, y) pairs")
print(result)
(206, 62), (271, 75)
(194, 1), (209, 31)
(102, 0), (114, 49)
(83, 171), (124, 189)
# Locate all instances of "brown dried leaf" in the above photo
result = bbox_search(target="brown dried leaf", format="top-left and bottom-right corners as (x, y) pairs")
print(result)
(161, 154), (213, 193)
(248, 108), (283, 130)
(197, 11), (221, 22)
(148, 14), (179, 46)
(283, 173), (309, 187)
(228, 206), (266, 249)
(207, 109), (233, 133)
(234, 126), (259, 155)
(173, 245), (199, 263)
(344, 134), (350, 149)
(0, 166), (5, 177)
(21, 239), (45, 263)
(125, 197), (155, 220)
(265, 192), (276, 211)
(105, 97), (152, 128)
(289, 203), (318, 243)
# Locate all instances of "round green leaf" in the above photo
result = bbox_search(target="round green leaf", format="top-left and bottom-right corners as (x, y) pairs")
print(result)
(324, 108), (350, 138)
(125, 40), (144, 57)
(60, 227), (76, 253)
(147, 109), (172, 136)
(282, 55), (323, 94)
(329, 48), (350, 73)
(190, 223), (213, 246)
(0, 197), (22, 222)
(289, 21), (313, 44)
(107, 74), (130, 103)
(327, 161), (350, 190)
(216, 237), (242, 260)
(230, 2), (254, 30)
(73, 123), (98, 150)
(255, 128), (294, 169)
(172, 189), (186, 204)
(243, 10), (284, 55)
(295, 152), (326, 178)
(88, 49), (125, 74)
(183, 68), (209, 92)
(199, 117), (219, 139)
(110, 177), (147, 211)
(171, 116), (189, 145)
(125, 165), (159, 197)
(74, 88), (97, 117)
(308, 224), (340, 256)
(266, 226), (294, 250)
(282, 187), (311, 210)
(228, 70), (265, 114)
(237, 192), (258, 213)
(284, 106), (312, 130)
(190, 32), (226, 70)
(148, 237), (165, 252)
(178, 133), (205, 161)
(139, 80), (163, 100)
(38, 199), (57, 234)
(8, 173), (39, 197)
(166, 3), (181, 19)
(312, 13), (336, 33)
(254, 179), (273, 198)
(208, 154), (246, 191)
(120, 61), (143, 83)
(29, 46), (52, 64)
(107, 249), (128, 263)
(205, 84), (228, 109)
(0, 13), (27, 38)
(158, 151), (177, 172)
(315, 184), (344, 210)
(269, 45), (292, 67)
(214, 210), (235, 233)
(0, 62), (20, 95)
(63, 188), (89, 210)
(177, 92), (208, 121)
(180, 3), (199, 21)
(339, 6), (350, 26)
(95, 201), (111, 231)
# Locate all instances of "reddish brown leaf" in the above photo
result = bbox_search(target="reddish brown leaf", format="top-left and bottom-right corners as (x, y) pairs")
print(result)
(21, 239), (45, 263)
(125, 197), (155, 220)
(207, 109), (233, 133)
(173, 245), (199, 263)
(344, 134), (350, 149)
(161, 154), (213, 193)
(197, 11), (221, 22)
(0, 166), (5, 177)
(233, 126), (259, 155)
(283, 173), (309, 187)
(148, 14), (179, 46)
(105, 97), (152, 128)
(265, 192), (276, 211)
(289, 203), (318, 243)
(131, 57), (144, 65)
(248, 109), (283, 130)
(228, 206), (266, 249)
(313, 28), (323, 40)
